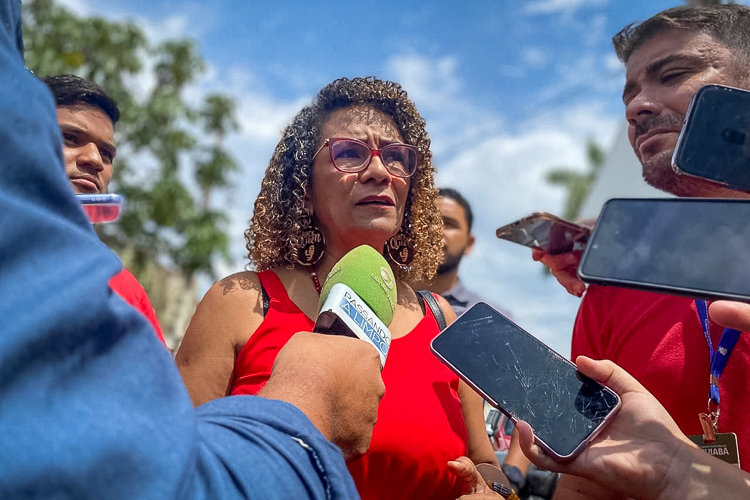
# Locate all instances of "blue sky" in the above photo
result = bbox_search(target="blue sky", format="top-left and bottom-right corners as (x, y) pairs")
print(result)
(59, 0), (747, 354)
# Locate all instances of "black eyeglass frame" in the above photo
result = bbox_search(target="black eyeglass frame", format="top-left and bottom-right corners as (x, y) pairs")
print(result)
(312, 137), (419, 178)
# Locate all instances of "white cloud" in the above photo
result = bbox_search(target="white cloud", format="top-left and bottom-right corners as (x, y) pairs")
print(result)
(141, 14), (191, 43)
(524, 0), (608, 16)
(521, 47), (550, 69)
(386, 54), (462, 109)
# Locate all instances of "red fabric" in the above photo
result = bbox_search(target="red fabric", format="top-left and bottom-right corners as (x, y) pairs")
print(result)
(109, 269), (167, 347)
(231, 271), (468, 500)
(573, 285), (750, 470)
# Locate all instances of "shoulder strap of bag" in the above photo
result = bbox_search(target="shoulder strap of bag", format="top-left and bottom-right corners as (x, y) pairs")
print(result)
(417, 289), (447, 331)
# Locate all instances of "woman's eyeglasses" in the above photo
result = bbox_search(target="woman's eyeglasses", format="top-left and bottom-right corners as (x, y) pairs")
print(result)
(313, 137), (418, 178)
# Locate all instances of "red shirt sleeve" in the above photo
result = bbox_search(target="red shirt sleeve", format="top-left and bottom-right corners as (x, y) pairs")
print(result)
(109, 269), (167, 347)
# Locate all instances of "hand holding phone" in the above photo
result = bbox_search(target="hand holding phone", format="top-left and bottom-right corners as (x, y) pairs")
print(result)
(496, 212), (590, 256)
(431, 303), (621, 460)
(516, 356), (702, 500)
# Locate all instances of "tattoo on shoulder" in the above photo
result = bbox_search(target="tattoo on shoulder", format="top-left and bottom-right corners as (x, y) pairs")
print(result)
(218, 275), (257, 295)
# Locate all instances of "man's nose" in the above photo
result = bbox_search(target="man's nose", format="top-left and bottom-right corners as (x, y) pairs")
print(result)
(625, 89), (663, 128)
(77, 142), (104, 171)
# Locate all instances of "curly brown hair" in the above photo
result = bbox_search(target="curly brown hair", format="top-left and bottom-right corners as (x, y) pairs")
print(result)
(246, 76), (443, 281)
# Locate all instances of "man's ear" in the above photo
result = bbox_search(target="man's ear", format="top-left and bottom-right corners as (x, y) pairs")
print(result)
(463, 233), (476, 257)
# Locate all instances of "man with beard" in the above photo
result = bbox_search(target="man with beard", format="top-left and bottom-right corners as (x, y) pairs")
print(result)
(527, 5), (750, 499)
(425, 188), (506, 317)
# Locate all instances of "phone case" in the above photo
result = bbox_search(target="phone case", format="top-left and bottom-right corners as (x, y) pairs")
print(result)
(496, 212), (590, 255)
(75, 193), (124, 205)
(75, 194), (124, 224)
(672, 84), (750, 191)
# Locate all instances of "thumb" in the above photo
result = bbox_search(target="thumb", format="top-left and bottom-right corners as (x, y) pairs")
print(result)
(709, 300), (750, 332)
(574, 356), (642, 396)
(448, 456), (486, 495)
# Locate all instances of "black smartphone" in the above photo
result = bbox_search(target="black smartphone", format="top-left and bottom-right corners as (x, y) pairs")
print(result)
(578, 198), (750, 302)
(430, 303), (621, 460)
(672, 84), (750, 191)
(496, 212), (590, 255)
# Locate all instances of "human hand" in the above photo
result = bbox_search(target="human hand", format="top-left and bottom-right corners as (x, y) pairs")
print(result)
(531, 247), (585, 297)
(258, 331), (385, 460)
(448, 456), (502, 497)
(516, 356), (695, 500)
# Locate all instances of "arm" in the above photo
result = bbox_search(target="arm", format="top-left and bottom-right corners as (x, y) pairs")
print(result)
(0, 11), (363, 497)
(503, 429), (531, 471)
(175, 272), (264, 406)
(531, 247), (585, 297)
(437, 295), (499, 468)
(459, 380), (500, 467)
(517, 357), (750, 500)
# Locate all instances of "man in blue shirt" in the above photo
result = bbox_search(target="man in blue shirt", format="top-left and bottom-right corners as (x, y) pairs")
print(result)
(0, 2), (382, 497)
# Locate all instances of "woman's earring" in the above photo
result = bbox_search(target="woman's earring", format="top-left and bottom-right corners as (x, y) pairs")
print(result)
(295, 214), (325, 266)
(385, 229), (413, 268)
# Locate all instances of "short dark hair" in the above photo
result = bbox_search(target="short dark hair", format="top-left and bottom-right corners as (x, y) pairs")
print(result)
(613, 4), (750, 81)
(42, 74), (120, 124)
(438, 187), (473, 232)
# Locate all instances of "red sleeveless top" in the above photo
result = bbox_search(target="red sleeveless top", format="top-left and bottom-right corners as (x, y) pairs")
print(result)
(230, 271), (468, 500)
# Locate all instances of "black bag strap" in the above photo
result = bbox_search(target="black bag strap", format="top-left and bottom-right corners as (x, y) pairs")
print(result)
(417, 289), (447, 331)
(260, 283), (270, 317)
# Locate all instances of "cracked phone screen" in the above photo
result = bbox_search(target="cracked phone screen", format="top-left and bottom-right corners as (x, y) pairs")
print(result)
(431, 303), (620, 458)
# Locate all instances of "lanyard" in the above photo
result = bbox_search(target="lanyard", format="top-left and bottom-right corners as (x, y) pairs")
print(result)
(695, 299), (741, 409)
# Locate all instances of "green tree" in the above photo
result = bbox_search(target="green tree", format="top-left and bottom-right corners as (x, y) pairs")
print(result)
(546, 138), (606, 221)
(23, 0), (240, 343)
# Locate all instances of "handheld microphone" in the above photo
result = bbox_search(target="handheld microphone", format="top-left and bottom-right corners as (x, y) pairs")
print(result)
(314, 245), (397, 368)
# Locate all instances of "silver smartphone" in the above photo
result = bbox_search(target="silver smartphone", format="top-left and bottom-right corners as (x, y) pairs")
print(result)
(578, 198), (750, 302)
(430, 303), (621, 460)
(672, 84), (750, 192)
(496, 212), (590, 255)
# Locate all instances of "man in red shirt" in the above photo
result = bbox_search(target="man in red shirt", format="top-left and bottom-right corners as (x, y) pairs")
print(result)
(44, 74), (166, 346)
(523, 5), (750, 499)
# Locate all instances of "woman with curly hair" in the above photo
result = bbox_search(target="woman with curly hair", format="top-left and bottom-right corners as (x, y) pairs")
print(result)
(176, 76), (498, 499)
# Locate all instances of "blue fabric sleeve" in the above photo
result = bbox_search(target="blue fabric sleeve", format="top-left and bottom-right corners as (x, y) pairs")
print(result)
(0, 1), (359, 498)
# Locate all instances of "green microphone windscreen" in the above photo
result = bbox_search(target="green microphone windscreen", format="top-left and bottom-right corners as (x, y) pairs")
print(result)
(318, 245), (398, 326)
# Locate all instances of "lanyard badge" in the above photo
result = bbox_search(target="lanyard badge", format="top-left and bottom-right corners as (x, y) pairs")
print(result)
(689, 300), (742, 467)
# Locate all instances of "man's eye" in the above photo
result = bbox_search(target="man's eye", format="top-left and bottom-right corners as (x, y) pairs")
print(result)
(101, 150), (114, 162)
(63, 133), (78, 144)
(661, 70), (687, 83)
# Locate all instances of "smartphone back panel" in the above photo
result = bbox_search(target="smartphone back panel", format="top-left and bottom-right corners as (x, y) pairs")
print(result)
(579, 198), (750, 301)
(496, 213), (590, 255)
(672, 84), (750, 191)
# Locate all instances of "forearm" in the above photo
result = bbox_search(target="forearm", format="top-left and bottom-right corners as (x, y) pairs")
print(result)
(190, 397), (359, 499)
(657, 443), (750, 500)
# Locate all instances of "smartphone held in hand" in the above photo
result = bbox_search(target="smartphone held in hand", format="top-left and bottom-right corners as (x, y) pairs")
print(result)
(431, 303), (621, 460)
(496, 212), (590, 255)
(672, 84), (750, 192)
(578, 198), (750, 302)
